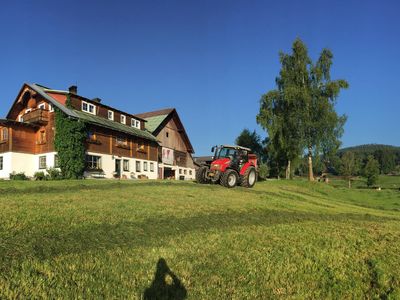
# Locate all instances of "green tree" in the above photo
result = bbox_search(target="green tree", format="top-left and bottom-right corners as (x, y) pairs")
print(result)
(235, 129), (266, 162)
(363, 155), (380, 187)
(257, 38), (348, 181)
(374, 149), (396, 174)
(54, 95), (87, 179)
(340, 151), (359, 188)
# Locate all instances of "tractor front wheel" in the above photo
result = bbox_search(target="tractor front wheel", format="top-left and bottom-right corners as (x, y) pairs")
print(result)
(241, 166), (257, 188)
(196, 166), (210, 184)
(221, 169), (239, 188)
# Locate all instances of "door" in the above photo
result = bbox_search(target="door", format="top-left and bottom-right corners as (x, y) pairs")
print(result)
(115, 159), (121, 178)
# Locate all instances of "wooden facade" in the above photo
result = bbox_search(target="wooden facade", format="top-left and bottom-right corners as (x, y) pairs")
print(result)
(0, 83), (160, 179)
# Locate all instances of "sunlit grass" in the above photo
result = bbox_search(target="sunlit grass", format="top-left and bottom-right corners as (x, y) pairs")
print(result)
(0, 179), (399, 298)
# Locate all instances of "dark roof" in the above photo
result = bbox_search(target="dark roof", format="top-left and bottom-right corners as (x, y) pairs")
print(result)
(135, 108), (174, 119)
(73, 110), (157, 141)
(135, 108), (194, 153)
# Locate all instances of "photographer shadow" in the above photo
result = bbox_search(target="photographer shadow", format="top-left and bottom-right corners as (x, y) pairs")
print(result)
(143, 258), (187, 300)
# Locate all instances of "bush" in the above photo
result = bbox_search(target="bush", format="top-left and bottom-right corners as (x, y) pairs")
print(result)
(34, 171), (48, 181)
(258, 163), (269, 180)
(47, 168), (63, 180)
(363, 155), (380, 187)
(9, 172), (29, 180)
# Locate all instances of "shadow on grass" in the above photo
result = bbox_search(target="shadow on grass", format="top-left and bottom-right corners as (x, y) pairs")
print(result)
(0, 181), (199, 196)
(143, 258), (187, 300)
(1, 208), (399, 272)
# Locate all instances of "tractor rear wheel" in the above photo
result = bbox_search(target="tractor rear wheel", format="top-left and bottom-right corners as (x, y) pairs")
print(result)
(221, 169), (239, 188)
(196, 166), (209, 184)
(241, 166), (257, 188)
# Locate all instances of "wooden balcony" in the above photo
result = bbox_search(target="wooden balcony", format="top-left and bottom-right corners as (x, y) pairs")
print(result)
(23, 109), (49, 125)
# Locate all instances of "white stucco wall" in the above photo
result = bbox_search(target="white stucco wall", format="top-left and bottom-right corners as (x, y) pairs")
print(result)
(84, 152), (158, 179)
(159, 163), (195, 180)
(0, 151), (59, 179)
(0, 151), (159, 180)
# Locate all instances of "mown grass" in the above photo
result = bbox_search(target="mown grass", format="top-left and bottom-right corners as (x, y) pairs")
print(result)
(0, 179), (399, 299)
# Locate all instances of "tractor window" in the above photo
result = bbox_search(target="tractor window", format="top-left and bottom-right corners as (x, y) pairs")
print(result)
(217, 148), (238, 159)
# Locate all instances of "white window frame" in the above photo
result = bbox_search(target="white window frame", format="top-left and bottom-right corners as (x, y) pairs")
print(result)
(82, 101), (96, 115)
(25, 108), (32, 114)
(123, 159), (129, 171)
(49, 104), (54, 112)
(131, 118), (140, 129)
(38, 103), (46, 110)
(0, 156), (3, 170)
(136, 161), (141, 172)
(86, 155), (102, 170)
(150, 162), (154, 172)
(120, 114), (126, 124)
(39, 156), (47, 169)
(144, 162), (148, 171)
(108, 110), (114, 121)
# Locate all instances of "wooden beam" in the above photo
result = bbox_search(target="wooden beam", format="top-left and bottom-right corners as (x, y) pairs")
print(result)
(9, 127), (12, 152)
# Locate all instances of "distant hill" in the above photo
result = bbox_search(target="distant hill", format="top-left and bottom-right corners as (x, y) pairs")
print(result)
(339, 144), (400, 155)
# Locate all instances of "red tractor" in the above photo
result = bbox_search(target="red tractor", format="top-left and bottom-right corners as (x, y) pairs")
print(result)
(196, 145), (258, 188)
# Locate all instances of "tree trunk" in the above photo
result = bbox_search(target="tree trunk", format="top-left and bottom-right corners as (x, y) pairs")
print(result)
(285, 160), (291, 179)
(308, 147), (314, 181)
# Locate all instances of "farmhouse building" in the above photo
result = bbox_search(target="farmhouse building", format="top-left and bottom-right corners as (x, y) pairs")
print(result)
(0, 83), (160, 179)
(136, 108), (196, 180)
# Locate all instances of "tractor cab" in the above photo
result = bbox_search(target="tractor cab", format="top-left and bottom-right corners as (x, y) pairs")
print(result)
(196, 145), (258, 188)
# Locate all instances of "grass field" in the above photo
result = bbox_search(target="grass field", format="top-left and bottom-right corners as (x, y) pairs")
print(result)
(0, 178), (399, 299)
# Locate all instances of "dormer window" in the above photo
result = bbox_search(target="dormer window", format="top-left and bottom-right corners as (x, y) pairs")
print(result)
(108, 110), (114, 120)
(82, 101), (96, 115)
(131, 118), (140, 129)
(38, 103), (46, 110)
(120, 114), (126, 124)
(49, 104), (54, 112)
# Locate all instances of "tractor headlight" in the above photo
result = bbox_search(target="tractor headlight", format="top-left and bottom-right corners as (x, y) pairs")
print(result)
(212, 164), (221, 170)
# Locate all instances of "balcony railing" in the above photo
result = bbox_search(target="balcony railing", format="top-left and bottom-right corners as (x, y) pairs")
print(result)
(23, 109), (49, 125)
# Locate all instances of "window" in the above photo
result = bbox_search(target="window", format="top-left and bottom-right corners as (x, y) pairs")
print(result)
(87, 131), (96, 141)
(166, 131), (169, 138)
(0, 156), (3, 170)
(150, 162), (154, 172)
(120, 114), (126, 124)
(18, 115), (23, 122)
(136, 161), (141, 172)
(131, 118), (140, 129)
(116, 136), (128, 146)
(179, 169), (182, 174)
(123, 159), (129, 171)
(189, 170), (192, 175)
(144, 162), (148, 171)
(54, 155), (59, 168)
(38, 103), (46, 110)
(25, 108), (32, 114)
(49, 104), (54, 112)
(86, 155), (101, 170)
(184, 169), (187, 175)
(108, 110), (114, 120)
(37, 130), (46, 144)
(39, 156), (46, 169)
(137, 141), (145, 151)
(82, 101), (96, 115)
(0, 127), (8, 142)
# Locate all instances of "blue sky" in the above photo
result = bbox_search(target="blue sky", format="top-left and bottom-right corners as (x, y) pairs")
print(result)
(0, 0), (399, 155)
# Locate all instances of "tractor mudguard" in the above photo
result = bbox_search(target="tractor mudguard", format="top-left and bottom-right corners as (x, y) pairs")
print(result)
(240, 162), (255, 176)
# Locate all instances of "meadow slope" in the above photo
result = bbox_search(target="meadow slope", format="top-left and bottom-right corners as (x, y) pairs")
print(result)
(0, 180), (399, 299)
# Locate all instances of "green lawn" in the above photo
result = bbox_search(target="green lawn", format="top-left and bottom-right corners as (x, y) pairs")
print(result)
(0, 179), (399, 299)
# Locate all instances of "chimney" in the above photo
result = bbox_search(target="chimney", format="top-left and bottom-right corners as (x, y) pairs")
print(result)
(68, 85), (77, 94)
(92, 97), (102, 103)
